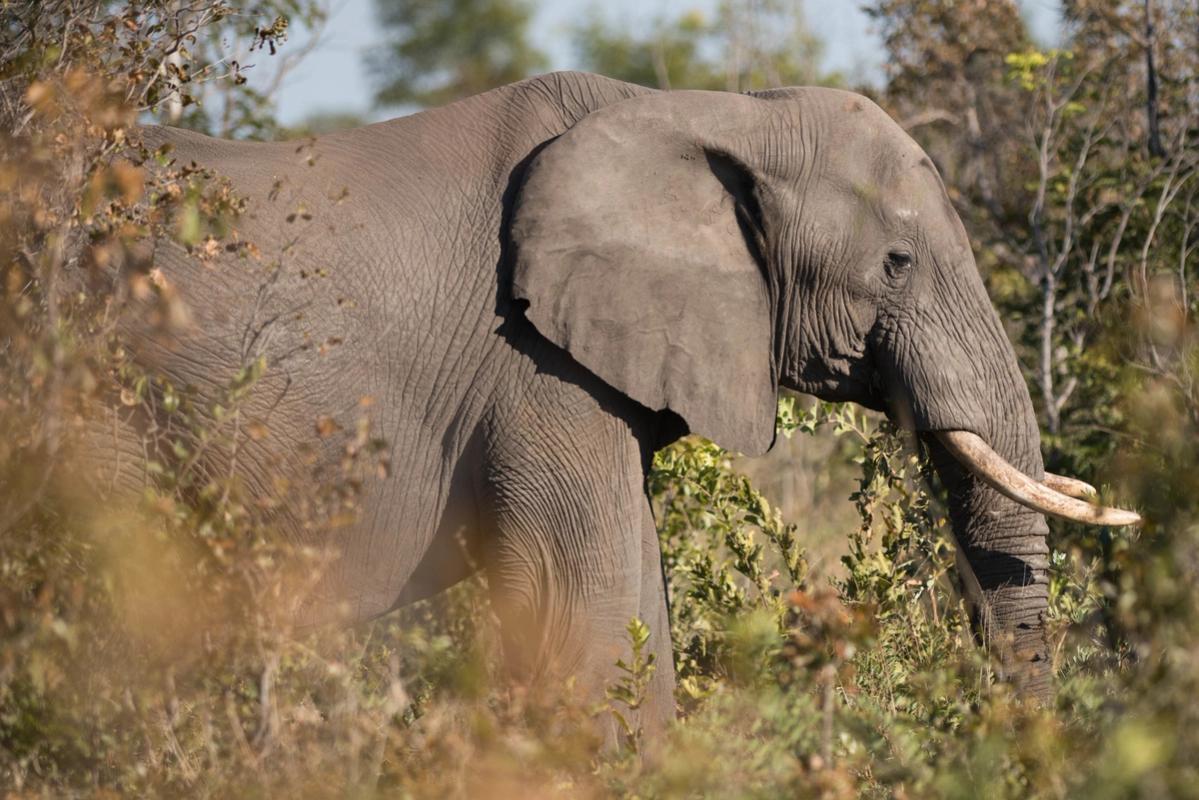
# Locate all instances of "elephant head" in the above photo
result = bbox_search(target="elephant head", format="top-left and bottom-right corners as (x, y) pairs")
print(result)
(509, 86), (1137, 698)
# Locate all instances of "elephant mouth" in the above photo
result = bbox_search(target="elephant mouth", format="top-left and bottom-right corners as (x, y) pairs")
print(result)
(935, 430), (1141, 527)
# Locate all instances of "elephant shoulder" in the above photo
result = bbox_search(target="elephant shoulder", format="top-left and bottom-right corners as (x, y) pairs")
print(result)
(513, 71), (656, 119)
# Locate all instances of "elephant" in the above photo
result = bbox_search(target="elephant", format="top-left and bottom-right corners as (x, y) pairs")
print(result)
(90, 71), (1137, 738)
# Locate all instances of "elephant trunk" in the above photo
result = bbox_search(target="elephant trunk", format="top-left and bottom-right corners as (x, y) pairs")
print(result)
(863, 222), (1140, 698)
(880, 250), (1110, 700)
(924, 431), (1137, 699)
(923, 430), (1055, 699)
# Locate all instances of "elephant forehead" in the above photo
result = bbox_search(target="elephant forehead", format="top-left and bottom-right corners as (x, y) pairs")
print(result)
(877, 155), (960, 227)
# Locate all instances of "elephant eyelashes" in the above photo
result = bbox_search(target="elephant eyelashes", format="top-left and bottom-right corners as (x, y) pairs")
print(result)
(884, 251), (913, 281)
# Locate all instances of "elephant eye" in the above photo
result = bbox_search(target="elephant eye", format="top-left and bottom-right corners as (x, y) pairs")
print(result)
(884, 251), (913, 280)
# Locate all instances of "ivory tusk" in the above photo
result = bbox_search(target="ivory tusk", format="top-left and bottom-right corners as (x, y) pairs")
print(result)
(1043, 472), (1098, 500)
(936, 430), (1141, 527)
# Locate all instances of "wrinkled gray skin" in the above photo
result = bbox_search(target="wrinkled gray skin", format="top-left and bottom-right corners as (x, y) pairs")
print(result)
(101, 72), (1050, 738)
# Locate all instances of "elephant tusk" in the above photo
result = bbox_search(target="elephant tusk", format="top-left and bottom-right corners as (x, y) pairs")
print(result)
(936, 430), (1141, 527)
(1043, 472), (1098, 500)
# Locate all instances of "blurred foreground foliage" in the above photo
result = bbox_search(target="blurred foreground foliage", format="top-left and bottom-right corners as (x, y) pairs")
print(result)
(1, 0), (1198, 798)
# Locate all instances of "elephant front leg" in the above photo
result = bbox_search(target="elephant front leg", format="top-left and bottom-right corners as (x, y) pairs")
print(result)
(479, 395), (675, 745)
(637, 497), (677, 740)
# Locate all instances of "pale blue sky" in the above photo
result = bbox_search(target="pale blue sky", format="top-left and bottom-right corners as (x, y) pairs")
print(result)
(263, 0), (1062, 126)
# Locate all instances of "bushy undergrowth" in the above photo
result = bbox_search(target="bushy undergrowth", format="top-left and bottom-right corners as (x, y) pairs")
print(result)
(6, 389), (1194, 798)
(3, 1), (1199, 798)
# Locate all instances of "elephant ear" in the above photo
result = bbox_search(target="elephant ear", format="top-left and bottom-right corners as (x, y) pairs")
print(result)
(510, 91), (778, 456)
